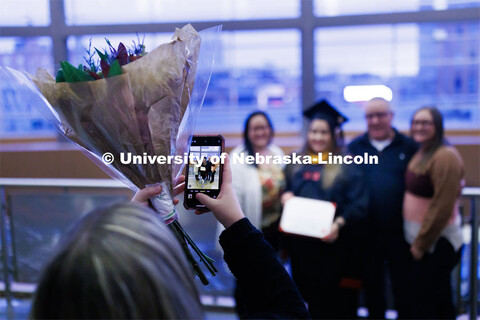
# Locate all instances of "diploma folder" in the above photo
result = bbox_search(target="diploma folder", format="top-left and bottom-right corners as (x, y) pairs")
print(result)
(280, 196), (336, 239)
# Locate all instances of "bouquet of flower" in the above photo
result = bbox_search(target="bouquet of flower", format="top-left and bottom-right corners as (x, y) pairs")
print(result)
(3, 24), (222, 285)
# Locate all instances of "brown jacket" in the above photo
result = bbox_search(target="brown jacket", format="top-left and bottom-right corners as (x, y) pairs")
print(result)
(406, 146), (464, 252)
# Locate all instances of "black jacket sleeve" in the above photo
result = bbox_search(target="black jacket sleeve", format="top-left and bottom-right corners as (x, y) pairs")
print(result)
(283, 163), (294, 193)
(220, 218), (310, 319)
(336, 165), (369, 237)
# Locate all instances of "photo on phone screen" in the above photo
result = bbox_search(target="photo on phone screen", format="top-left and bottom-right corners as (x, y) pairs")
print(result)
(184, 135), (224, 209)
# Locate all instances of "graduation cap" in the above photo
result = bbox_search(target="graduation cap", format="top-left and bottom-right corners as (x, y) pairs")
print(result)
(303, 100), (348, 128)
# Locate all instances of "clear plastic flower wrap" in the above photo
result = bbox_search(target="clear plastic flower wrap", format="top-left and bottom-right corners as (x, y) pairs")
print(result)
(2, 24), (222, 285)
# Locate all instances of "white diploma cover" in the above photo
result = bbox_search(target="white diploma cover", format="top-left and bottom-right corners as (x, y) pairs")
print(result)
(280, 196), (336, 239)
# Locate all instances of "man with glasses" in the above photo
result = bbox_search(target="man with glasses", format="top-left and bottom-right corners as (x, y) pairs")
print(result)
(348, 97), (418, 319)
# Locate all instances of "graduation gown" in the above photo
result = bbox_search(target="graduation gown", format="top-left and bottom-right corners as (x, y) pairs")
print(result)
(283, 161), (368, 319)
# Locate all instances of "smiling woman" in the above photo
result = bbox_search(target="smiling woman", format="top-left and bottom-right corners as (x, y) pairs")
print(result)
(281, 100), (369, 319)
(410, 110), (436, 145)
(404, 106), (465, 319)
(228, 111), (285, 239)
(225, 110), (287, 314)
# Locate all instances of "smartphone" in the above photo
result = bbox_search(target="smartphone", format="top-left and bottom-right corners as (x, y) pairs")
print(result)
(184, 135), (224, 209)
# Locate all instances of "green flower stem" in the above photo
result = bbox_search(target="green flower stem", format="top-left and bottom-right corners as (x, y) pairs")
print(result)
(178, 224), (217, 276)
(168, 221), (211, 285)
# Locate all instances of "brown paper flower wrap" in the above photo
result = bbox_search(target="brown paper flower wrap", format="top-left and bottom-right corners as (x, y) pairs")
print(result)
(7, 24), (221, 285)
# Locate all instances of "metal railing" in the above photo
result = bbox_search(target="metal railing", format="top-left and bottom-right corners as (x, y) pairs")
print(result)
(0, 178), (128, 311)
(462, 187), (480, 320)
(0, 178), (479, 318)
(0, 178), (235, 317)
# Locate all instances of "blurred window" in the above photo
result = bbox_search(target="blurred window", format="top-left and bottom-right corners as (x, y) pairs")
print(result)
(0, 0), (50, 26)
(0, 37), (55, 137)
(314, 21), (480, 131)
(199, 30), (302, 133)
(314, 0), (480, 16)
(64, 0), (300, 25)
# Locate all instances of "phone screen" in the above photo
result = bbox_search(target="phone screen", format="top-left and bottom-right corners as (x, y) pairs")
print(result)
(184, 135), (224, 209)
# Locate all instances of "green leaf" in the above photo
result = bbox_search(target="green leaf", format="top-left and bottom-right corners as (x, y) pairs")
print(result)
(107, 59), (122, 78)
(60, 61), (94, 83)
(95, 48), (108, 62)
(55, 69), (65, 83)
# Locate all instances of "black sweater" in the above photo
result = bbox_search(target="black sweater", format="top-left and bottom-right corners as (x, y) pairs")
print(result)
(220, 218), (310, 319)
(347, 130), (418, 233)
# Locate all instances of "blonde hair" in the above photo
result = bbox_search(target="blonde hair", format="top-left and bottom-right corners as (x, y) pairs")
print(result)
(30, 203), (203, 319)
(321, 163), (343, 189)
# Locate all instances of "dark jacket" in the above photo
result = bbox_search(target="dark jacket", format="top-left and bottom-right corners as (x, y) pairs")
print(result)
(205, 160), (213, 173)
(220, 218), (310, 319)
(284, 162), (368, 238)
(347, 129), (418, 234)
(282, 160), (368, 318)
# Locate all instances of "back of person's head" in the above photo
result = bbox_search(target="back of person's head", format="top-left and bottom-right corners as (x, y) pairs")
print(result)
(30, 203), (203, 319)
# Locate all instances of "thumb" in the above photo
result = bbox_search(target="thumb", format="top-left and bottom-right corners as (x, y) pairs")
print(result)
(196, 193), (216, 209)
(132, 185), (162, 203)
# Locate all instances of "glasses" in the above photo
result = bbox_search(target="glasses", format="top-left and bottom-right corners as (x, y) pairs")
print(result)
(411, 120), (434, 127)
(365, 112), (390, 120)
(250, 125), (270, 132)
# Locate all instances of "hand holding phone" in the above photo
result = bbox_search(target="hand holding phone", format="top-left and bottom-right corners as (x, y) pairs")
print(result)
(184, 135), (225, 210)
(194, 154), (245, 229)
